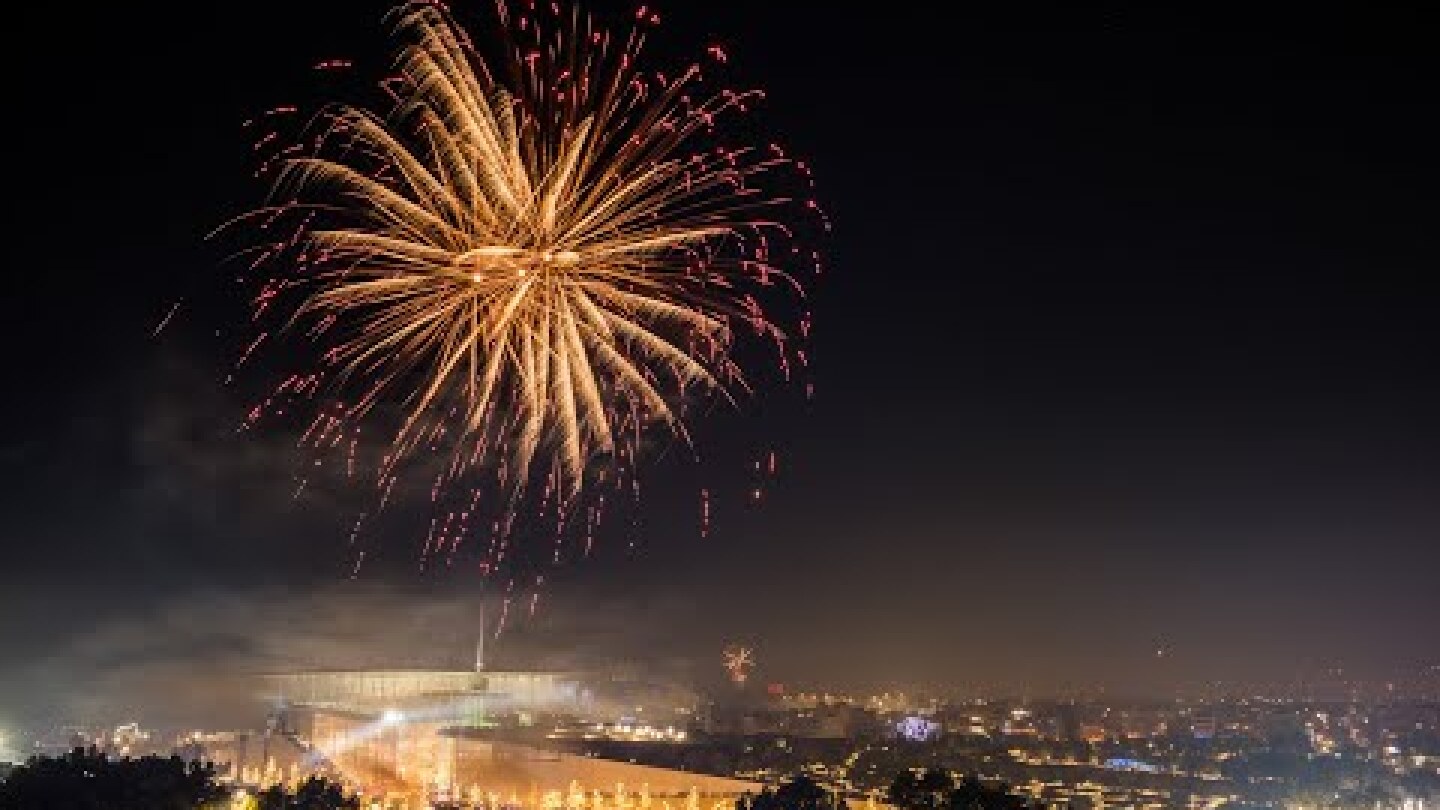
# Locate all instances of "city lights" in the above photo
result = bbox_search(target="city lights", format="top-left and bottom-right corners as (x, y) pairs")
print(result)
(2, 1), (1435, 810)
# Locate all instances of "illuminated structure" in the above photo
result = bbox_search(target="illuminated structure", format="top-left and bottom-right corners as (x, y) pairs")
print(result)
(894, 716), (940, 742)
(257, 670), (757, 805)
(264, 670), (582, 721)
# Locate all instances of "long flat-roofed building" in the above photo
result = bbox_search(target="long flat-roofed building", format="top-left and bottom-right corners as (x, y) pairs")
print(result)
(263, 670), (584, 715)
(254, 670), (760, 806)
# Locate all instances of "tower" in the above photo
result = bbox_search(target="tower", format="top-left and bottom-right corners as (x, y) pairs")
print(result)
(475, 591), (486, 672)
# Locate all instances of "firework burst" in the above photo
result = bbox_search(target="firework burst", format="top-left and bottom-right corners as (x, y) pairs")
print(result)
(723, 644), (754, 685)
(224, 1), (822, 572)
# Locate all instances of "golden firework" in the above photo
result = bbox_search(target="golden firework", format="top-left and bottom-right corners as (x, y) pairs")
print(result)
(245, 2), (813, 500)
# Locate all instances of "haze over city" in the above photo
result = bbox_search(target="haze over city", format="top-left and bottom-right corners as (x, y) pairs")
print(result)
(1, 2), (1436, 808)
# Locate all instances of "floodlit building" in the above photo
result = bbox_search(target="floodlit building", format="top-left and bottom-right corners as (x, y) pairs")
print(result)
(263, 670), (585, 721)
(255, 670), (760, 805)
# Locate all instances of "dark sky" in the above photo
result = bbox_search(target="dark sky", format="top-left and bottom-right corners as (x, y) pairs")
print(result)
(3, 2), (1437, 732)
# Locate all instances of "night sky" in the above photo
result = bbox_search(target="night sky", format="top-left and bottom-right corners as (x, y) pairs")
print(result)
(3, 3), (1437, 732)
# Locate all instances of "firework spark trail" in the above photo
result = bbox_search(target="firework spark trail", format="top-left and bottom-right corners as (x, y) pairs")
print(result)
(152, 299), (184, 337)
(224, 0), (823, 581)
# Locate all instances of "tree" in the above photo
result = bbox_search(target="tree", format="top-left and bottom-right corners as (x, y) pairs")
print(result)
(947, 776), (1030, 810)
(0, 746), (226, 809)
(889, 771), (1031, 810)
(254, 775), (359, 809)
(739, 775), (846, 810)
(889, 769), (955, 810)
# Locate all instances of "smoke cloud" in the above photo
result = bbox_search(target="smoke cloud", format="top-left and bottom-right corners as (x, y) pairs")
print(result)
(2, 583), (703, 737)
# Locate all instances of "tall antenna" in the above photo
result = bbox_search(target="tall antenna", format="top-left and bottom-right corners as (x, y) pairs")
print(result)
(475, 584), (486, 672)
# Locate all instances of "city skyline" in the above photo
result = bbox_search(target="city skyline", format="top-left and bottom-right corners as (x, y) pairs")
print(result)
(2, 0), (1437, 747)
(16, 678), (1440, 809)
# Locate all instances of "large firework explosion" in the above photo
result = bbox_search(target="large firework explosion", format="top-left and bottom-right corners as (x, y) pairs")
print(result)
(221, 1), (823, 590)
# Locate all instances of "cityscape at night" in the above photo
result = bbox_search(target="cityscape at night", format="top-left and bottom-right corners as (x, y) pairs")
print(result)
(2, 0), (1436, 808)
(7, 664), (1440, 808)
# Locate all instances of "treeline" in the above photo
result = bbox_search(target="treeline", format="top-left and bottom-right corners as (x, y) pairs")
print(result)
(0, 748), (1034, 810)
(0, 746), (356, 809)
(738, 770), (1034, 810)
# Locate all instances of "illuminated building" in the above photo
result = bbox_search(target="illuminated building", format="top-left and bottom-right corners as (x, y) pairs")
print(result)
(1190, 715), (1217, 740)
(263, 670), (584, 720)
(256, 670), (761, 804)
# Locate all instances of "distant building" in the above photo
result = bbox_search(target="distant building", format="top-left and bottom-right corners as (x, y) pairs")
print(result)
(1117, 708), (1167, 738)
(699, 704), (878, 739)
(255, 670), (760, 804)
(1190, 715), (1217, 740)
(1054, 703), (1082, 741)
(263, 670), (585, 721)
